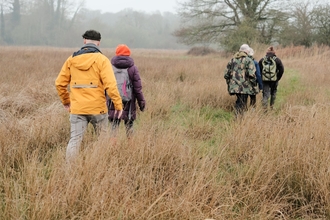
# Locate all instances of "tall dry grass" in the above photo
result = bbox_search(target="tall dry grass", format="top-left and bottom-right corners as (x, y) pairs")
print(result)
(0, 45), (330, 219)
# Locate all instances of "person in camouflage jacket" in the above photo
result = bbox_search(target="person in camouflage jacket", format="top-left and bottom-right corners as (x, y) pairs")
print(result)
(224, 44), (257, 115)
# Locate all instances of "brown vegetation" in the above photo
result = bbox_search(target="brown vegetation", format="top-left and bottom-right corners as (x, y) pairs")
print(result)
(187, 46), (219, 56)
(0, 45), (330, 219)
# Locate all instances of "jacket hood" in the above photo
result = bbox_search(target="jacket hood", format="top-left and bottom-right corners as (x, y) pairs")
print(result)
(70, 53), (101, 71)
(234, 51), (248, 59)
(111, 56), (134, 69)
(70, 44), (102, 71)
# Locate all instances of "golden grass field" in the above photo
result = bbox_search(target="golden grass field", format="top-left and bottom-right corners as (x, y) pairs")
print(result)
(0, 45), (330, 219)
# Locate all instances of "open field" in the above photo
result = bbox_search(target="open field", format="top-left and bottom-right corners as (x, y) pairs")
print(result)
(0, 45), (330, 219)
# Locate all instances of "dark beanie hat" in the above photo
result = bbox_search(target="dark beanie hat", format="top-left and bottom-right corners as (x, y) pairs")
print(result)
(82, 30), (101, 41)
(267, 46), (275, 54)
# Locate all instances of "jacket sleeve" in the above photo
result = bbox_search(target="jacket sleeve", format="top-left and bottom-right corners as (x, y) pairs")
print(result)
(130, 65), (145, 110)
(55, 58), (71, 105)
(276, 57), (284, 81)
(258, 58), (264, 73)
(224, 60), (232, 84)
(254, 61), (263, 90)
(100, 57), (123, 110)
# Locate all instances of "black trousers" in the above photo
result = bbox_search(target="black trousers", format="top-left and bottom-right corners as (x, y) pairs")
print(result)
(109, 118), (134, 137)
(249, 95), (256, 107)
(235, 94), (248, 115)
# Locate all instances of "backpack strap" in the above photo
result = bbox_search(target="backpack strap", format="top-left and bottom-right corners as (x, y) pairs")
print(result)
(265, 55), (277, 61)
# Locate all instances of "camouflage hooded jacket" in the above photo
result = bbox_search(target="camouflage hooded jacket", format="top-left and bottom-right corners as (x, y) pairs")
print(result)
(224, 51), (257, 95)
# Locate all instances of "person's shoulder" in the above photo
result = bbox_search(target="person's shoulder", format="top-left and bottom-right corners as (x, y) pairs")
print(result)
(95, 53), (110, 62)
(259, 56), (265, 62)
(97, 52), (107, 58)
(127, 56), (135, 63)
(245, 56), (254, 62)
(128, 64), (138, 73)
(273, 55), (283, 63)
(227, 57), (234, 63)
(66, 55), (74, 61)
(274, 55), (282, 60)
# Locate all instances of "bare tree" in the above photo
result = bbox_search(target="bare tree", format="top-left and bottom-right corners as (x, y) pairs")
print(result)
(312, 3), (330, 46)
(11, 0), (20, 26)
(14, 0), (85, 45)
(174, 0), (290, 51)
(0, 4), (4, 41)
(0, 0), (21, 43)
(278, 2), (315, 47)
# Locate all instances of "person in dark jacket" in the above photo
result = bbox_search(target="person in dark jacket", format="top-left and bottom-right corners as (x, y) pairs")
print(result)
(259, 46), (284, 110)
(248, 47), (263, 108)
(107, 44), (146, 137)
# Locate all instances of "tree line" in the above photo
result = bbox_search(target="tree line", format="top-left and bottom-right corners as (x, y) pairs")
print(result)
(175, 0), (330, 51)
(0, 0), (184, 49)
(1, 0), (329, 51)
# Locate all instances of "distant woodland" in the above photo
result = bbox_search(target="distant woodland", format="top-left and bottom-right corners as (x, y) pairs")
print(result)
(1, 0), (329, 51)
(0, 0), (184, 49)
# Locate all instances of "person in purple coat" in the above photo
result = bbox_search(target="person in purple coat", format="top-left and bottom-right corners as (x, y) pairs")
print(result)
(107, 44), (146, 137)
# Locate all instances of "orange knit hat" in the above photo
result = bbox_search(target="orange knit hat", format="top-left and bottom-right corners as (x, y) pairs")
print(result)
(115, 44), (131, 56)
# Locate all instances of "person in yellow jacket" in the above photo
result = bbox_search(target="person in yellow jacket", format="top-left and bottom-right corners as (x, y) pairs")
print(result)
(55, 30), (123, 163)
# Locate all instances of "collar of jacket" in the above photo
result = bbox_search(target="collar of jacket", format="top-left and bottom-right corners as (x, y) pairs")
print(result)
(72, 44), (102, 57)
(234, 51), (248, 59)
(81, 43), (101, 53)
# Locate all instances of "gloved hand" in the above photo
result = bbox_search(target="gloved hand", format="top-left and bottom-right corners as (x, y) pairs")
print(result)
(139, 102), (145, 112)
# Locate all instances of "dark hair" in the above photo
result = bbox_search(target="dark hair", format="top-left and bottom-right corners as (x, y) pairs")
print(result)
(82, 30), (101, 41)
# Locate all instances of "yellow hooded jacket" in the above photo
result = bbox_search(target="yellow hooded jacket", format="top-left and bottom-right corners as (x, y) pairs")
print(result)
(55, 51), (123, 114)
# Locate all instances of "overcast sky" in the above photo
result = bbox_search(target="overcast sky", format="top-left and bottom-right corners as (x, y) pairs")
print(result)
(84, 0), (180, 13)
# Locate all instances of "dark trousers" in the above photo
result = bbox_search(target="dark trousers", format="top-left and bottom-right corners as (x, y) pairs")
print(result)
(249, 95), (256, 108)
(235, 94), (248, 115)
(262, 81), (278, 108)
(110, 118), (134, 137)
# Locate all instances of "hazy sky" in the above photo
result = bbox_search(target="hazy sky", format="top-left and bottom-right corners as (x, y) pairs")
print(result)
(84, 0), (179, 13)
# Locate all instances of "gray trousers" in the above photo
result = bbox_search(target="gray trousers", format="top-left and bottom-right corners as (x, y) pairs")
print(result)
(262, 81), (278, 108)
(66, 114), (108, 162)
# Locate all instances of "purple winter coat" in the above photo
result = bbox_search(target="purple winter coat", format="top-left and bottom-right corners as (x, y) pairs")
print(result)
(107, 56), (145, 121)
